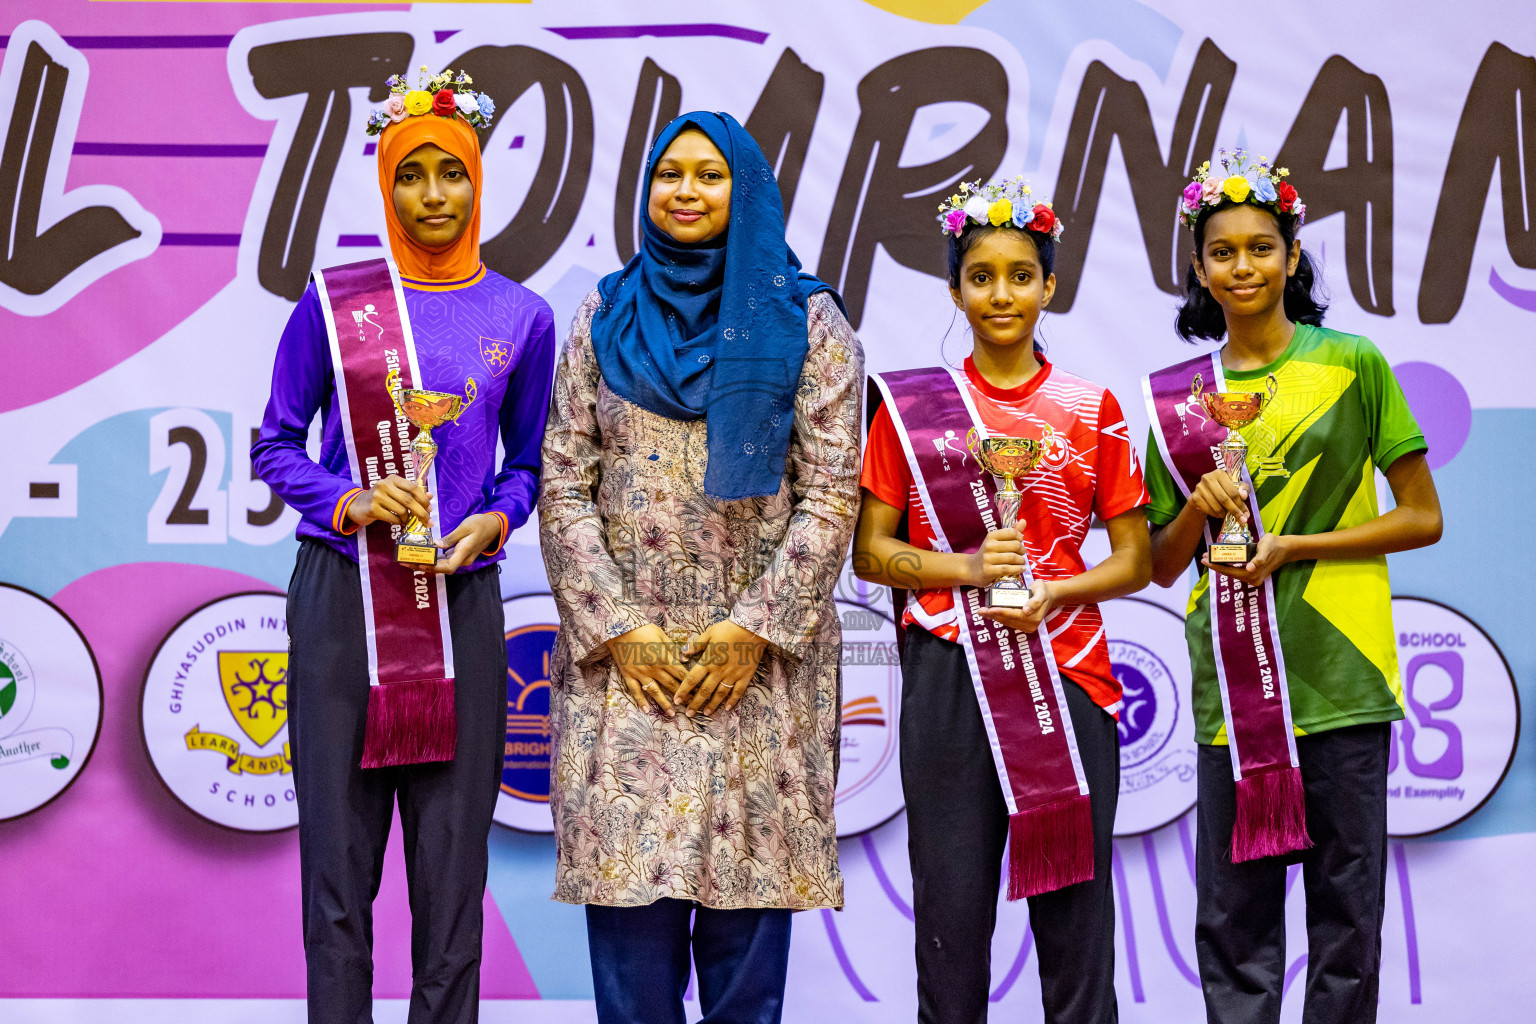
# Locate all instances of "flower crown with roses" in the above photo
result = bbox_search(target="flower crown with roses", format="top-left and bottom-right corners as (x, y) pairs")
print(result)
(937, 177), (1064, 242)
(365, 66), (496, 136)
(1178, 148), (1305, 230)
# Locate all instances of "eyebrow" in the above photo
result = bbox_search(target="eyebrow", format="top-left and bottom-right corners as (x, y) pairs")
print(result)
(653, 157), (729, 170)
(1205, 233), (1281, 246)
(396, 157), (465, 173)
(965, 258), (1039, 272)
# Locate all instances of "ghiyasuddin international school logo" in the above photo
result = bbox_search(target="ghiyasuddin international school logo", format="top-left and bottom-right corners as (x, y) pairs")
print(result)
(141, 592), (296, 832)
(1103, 597), (1197, 835)
(494, 594), (560, 831)
(182, 651), (291, 777)
(0, 586), (102, 822)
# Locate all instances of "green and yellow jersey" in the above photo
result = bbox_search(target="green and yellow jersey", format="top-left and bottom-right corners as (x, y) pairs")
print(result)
(1144, 325), (1427, 744)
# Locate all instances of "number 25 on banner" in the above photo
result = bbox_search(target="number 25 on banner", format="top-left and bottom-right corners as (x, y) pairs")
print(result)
(147, 408), (299, 546)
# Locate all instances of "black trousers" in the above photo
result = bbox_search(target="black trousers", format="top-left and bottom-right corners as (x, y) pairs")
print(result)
(900, 626), (1120, 1024)
(1195, 722), (1392, 1024)
(287, 540), (507, 1024)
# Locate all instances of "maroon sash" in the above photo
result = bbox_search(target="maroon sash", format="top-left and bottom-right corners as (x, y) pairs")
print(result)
(872, 367), (1093, 898)
(314, 258), (456, 768)
(1144, 354), (1309, 861)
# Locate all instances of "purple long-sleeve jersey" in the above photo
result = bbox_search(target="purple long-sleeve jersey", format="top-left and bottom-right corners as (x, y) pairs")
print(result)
(253, 266), (556, 570)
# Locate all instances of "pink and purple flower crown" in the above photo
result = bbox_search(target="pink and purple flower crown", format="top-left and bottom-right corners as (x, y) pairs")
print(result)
(365, 66), (496, 136)
(937, 177), (1063, 242)
(1178, 149), (1305, 230)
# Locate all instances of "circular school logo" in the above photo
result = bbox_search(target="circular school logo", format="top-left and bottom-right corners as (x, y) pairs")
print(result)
(0, 585), (103, 822)
(141, 592), (295, 832)
(834, 598), (904, 837)
(1103, 597), (1197, 835)
(1387, 598), (1519, 837)
(494, 593), (559, 832)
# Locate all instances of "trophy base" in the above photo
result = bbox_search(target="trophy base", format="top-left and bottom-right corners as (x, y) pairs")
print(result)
(984, 586), (1034, 609)
(396, 542), (439, 566)
(1208, 542), (1257, 565)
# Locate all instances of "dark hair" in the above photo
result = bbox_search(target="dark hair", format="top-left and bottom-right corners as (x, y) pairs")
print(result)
(946, 223), (1056, 355)
(945, 222), (1056, 288)
(1175, 201), (1327, 342)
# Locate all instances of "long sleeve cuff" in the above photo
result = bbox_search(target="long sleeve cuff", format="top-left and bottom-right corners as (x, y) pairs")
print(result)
(333, 488), (365, 535)
(482, 511), (510, 557)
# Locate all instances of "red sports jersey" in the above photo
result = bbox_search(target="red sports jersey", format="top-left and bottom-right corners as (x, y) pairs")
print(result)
(861, 357), (1149, 712)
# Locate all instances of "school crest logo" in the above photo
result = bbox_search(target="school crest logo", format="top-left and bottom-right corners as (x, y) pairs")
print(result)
(834, 599), (904, 836)
(141, 592), (296, 831)
(480, 336), (513, 376)
(494, 593), (560, 832)
(1387, 597), (1519, 836)
(0, 585), (102, 821)
(219, 652), (289, 747)
(1104, 597), (1197, 835)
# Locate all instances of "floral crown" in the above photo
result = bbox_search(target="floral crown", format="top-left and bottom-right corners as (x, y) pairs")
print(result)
(937, 177), (1063, 242)
(1178, 148), (1305, 230)
(365, 66), (496, 137)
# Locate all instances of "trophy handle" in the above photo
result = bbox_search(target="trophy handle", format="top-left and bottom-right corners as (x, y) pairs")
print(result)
(964, 426), (984, 464)
(462, 375), (478, 410)
(1190, 373), (1204, 398)
(385, 366), (403, 413)
(1264, 372), (1278, 401)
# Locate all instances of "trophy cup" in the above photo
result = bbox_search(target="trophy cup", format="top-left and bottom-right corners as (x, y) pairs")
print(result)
(965, 427), (1052, 608)
(386, 368), (477, 565)
(1192, 372), (1278, 564)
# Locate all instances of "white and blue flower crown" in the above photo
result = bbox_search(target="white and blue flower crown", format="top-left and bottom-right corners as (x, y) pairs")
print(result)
(1178, 148), (1305, 230)
(365, 66), (496, 136)
(936, 177), (1064, 242)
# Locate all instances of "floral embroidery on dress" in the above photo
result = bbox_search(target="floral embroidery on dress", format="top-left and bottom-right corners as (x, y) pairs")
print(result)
(539, 290), (863, 910)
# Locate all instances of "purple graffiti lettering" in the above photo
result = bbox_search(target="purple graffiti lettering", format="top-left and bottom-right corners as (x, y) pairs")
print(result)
(1394, 842), (1424, 1004)
(860, 833), (913, 922)
(988, 922), (1035, 1003)
(820, 909), (879, 1001)
(1282, 953), (1308, 1000)
(1178, 815), (1197, 883)
(1490, 267), (1536, 312)
(1142, 833), (1200, 986)
(1112, 848), (1146, 1002)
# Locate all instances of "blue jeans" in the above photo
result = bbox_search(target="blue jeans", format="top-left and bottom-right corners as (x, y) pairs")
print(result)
(585, 899), (793, 1024)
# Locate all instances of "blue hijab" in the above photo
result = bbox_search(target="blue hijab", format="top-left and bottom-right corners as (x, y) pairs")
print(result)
(590, 111), (839, 500)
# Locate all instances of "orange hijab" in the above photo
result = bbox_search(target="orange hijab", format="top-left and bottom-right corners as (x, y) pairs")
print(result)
(376, 113), (482, 281)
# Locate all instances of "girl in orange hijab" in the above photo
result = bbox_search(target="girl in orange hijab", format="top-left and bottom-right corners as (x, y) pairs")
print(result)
(254, 68), (557, 1024)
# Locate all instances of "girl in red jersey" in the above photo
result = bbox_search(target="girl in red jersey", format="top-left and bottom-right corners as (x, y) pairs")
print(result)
(853, 178), (1151, 1024)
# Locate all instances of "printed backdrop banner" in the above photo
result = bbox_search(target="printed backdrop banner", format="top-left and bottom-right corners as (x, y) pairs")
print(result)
(1, 1), (1532, 1021)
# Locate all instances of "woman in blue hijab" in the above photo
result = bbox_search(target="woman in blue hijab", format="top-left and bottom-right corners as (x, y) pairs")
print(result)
(539, 112), (865, 1024)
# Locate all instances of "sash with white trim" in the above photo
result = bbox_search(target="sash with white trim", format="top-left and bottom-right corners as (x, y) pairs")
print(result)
(872, 367), (1093, 898)
(1143, 353), (1309, 861)
(313, 258), (457, 768)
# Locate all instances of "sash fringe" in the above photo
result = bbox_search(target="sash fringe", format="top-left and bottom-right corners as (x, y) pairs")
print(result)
(1006, 794), (1096, 900)
(1231, 765), (1311, 862)
(360, 678), (457, 768)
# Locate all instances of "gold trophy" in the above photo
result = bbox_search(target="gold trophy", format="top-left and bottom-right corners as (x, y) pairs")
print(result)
(966, 426), (1051, 608)
(386, 368), (477, 565)
(1192, 372), (1278, 564)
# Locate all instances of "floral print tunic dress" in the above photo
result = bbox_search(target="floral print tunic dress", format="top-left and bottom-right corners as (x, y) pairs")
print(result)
(539, 289), (863, 910)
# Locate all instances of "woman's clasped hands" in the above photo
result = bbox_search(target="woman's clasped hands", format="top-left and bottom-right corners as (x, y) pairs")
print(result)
(607, 620), (769, 719)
